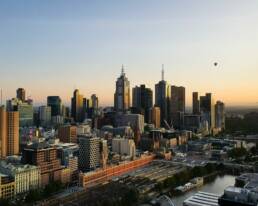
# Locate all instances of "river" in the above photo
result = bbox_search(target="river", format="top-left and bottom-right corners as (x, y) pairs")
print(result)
(171, 175), (236, 206)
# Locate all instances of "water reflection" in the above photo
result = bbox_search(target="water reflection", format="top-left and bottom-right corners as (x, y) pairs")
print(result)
(171, 175), (236, 206)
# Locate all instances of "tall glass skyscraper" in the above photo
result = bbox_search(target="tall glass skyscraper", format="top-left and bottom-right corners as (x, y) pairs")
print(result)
(71, 89), (84, 122)
(155, 66), (171, 126)
(114, 66), (130, 113)
(47, 96), (62, 117)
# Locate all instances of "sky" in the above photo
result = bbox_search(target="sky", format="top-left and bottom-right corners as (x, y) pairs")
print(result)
(0, 0), (258, 107)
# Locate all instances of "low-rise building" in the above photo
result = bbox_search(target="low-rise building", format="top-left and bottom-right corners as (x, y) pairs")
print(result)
(0, 161), (41, 195)
(0, 173), (15, 199)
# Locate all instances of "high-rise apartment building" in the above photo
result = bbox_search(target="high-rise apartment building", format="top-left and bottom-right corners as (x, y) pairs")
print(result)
(78, 134), (100, 172)
(170, 86), (185, 129)
(16, 88), (25, 102)
(114, 66), (130, 113)
(192, 92), (200, 114)
(200, 93), (215, 130)
(71, 89), (84, 122)
(215, 101), (225, 130)
(132, 85), (153, 123)
(0, 106), (19, 158)
(155, 67), (171, 126)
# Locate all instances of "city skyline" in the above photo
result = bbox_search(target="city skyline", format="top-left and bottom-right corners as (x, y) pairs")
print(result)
(1, 1), (258, 107)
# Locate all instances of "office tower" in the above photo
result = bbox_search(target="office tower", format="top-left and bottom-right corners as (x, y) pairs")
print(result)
(85, 94), (99, 120)
(215, 101), (225, 130)
(91, 94), (99, 109)
(132, 85), (153, 123)
(22, 143), (63, 187)
(114, 65), (130, 113)
(71, 89), (84, 122)
(6, 98), (33, 127)
(39, 106), (51, 127)
(47, 96), (62, 116)
(149, 107), (161, 128)
(83, 98), (88, 118)
(192, 92), (200, 114)
(183, 114), (201, 133)
(0, 106), (19, 158)
(58, 125), (77, 143)
(115, 113), (144, 145)
(78, 135), (100, 172)
(16, 88), (25, 102)
(200, 93), (215, 130)
(170, 86), (185, 129)
(155, 66), (171, 126)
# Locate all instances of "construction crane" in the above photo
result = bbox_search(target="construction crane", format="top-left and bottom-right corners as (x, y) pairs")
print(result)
(163, 119), (174, 131)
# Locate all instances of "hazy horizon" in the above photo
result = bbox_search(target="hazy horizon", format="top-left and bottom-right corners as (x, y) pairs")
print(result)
(1, 1), (258, 107)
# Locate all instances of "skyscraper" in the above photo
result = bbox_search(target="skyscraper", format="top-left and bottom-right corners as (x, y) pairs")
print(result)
(16, 88), (25, 102)
(155, 66), (171, 126)
(6, 98), (33, 127)
(132, 84), (153, 123)
(170, 86), (185, 129)
(215, 101), (225, 130)
(0, 106), (6, 158)
(71, 89), (84, 122)
(149, 106), (161, 128)
(192, 92), (200, 114)
(38, 106), (51, 127)
(0, 106), (19, 158)
(200, 93), (215, 130)
(47, 96), (62, 116)
(91, 94), (99, 109)
(114, 65), (130, 113)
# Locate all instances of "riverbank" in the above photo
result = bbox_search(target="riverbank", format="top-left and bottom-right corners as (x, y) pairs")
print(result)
(171, 175), (236, 206)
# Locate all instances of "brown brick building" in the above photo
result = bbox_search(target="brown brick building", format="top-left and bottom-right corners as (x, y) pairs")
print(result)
(58, 125), (77, 143)
(22, 143), (64, 187)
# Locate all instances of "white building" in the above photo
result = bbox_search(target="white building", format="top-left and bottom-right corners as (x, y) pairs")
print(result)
(112, 138), (136, 158)
(0, 161), (41, 195)
(77, 124), (91, 135)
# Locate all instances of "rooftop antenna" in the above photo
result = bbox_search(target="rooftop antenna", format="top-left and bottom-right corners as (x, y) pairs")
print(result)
(162, 64), (164, 81)
(121, 64), (125, 76)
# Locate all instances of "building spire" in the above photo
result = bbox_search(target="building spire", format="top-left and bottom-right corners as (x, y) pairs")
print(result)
(121, 64), (125, 76)
(161, 64), (164, 81)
